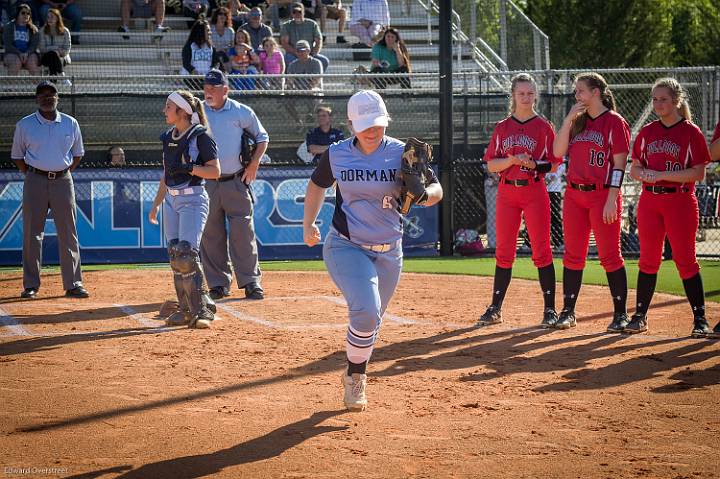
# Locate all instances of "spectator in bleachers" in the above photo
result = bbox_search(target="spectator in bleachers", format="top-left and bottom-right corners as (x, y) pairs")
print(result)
(349, 0), (389, 48)
(226, 40), (257, 89)
(38, 1), (81, 40)
(259, 36), (284, 89)
(210, 6), (234, 61)
(267, 0), (292, 31)
(3, 4), (40, 75)
(118, 0), (169, 37)
(227, 0), (249, 29)
(181, 20), (224, 76)
(280, 2), (328, 72)
(370, 27), (410, 89)
(183, 0), (212, 26)
(318, 0), (346, 44)
(286, 39), (321, 90)
(240, 7), (272, 52)
(306, 105), (344, 164)
(39, 8), (70, 83)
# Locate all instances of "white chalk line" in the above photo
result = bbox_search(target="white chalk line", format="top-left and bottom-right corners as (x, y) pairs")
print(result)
(0, 306), (32, 336)
(114, 304), (166, 329)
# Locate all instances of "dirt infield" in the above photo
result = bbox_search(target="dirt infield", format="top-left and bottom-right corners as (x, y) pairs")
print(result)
(1, 269), (719, 478)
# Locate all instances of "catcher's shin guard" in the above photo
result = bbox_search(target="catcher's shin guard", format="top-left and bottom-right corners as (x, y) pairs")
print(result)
(172, 241), (215, 326)
(168, 240), (190, 312)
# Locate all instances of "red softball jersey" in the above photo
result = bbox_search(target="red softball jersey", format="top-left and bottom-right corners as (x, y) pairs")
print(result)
(483, 115), (560, 181)
(712, 120), (720, 143)
(566, 110), (630, 185)
(632, 119), (711, 190)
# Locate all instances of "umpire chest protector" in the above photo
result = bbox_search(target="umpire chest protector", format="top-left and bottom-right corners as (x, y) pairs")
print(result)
(161, 125), (209, 188)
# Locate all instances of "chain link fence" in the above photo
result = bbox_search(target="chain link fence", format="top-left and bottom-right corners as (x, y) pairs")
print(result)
(1, 67), (719, 258)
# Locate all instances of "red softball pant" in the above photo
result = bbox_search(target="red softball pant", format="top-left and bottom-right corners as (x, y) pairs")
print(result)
(638, 191), (700, 279)
(495, 180), (553, 269)
(562, 187), (624, 272)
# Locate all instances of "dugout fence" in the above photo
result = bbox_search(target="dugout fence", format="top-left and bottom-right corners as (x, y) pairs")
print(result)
(1, 67), (719, 260)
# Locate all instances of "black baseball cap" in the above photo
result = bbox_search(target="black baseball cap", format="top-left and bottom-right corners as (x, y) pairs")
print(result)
(204, 69), (228, 86)
(291, 2), (304, 12)
(35, 80), (58, 96)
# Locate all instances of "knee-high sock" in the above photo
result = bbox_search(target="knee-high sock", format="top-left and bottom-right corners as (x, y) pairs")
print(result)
(562, 267), (583, 311)
(635, 271), (657, 316)
(606, 266), (628, 315)
(537, 264), (556, 310)
(491, 266), (513, 308)
(682, 273), (705, 318)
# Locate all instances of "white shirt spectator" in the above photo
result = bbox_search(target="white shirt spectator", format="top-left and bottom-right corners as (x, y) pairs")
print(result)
(350, 0), (389, 27)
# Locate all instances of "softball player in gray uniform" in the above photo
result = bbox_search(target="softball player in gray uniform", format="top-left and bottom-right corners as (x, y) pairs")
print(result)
(200, 69), (269, 301)
(303, 90), (443, 411)
(149, 90), (221, 329)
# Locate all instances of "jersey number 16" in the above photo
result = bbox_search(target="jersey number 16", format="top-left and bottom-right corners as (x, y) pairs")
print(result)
(589, 149), (605, 167)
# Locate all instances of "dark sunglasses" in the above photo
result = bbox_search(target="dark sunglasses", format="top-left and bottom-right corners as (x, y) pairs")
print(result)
(20, 10), (31, 16)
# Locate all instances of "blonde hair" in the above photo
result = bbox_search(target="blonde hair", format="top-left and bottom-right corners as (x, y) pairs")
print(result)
(652, 77), (692, 122)
(508, 73), (538, 115)
(571, 72), (616, 138)
(174, 90), (209, 128)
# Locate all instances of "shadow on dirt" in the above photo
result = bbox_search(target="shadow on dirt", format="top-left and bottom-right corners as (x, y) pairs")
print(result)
(60, 410), (348, 479)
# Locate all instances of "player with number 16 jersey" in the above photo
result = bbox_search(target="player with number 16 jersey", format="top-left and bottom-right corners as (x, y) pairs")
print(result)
(553, 72), (631, 332)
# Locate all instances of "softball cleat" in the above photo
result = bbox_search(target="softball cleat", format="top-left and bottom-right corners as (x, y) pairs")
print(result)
(554, 309), (576, 329)
(540, 308), (559, 329)
(342, 373), (367, 412)
(691, 317), (712, 338)
(623, 313), (648, 334)
(476, 305), (502, 327)
(607, 312), (630, 333)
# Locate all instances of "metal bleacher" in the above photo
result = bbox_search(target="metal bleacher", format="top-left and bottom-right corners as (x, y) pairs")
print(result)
(0, 1), (506, 161)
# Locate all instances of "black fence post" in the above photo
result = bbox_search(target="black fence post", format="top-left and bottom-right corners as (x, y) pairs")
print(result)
(439, 0), (454, 256)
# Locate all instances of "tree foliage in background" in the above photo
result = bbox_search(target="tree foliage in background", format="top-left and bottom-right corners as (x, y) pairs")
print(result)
(523, 0), (720, 68)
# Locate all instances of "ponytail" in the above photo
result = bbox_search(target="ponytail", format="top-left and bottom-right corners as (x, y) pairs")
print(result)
(175, 90), (210, 129)
(571, 72), (615, 138)
(652, 77), (692, 122)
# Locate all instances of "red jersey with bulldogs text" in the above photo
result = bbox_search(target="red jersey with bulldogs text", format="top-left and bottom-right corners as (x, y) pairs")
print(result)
(567, 110), (630, 185)
(633, 119), (711, 192)
(483, 115), (560, 181)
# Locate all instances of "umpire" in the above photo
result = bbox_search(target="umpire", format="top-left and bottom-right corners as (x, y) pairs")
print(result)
(201, 69), (269, 300)
(11, 81), (88, 299)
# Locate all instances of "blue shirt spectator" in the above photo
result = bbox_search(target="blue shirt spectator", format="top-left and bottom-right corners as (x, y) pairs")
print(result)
(306, 105), (344, 164)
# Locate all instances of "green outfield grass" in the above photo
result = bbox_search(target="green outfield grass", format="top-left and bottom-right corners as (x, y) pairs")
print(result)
(2, 258), (718, 302)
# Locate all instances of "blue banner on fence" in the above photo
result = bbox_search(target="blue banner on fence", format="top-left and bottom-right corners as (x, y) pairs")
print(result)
(0, 168), (439, 265)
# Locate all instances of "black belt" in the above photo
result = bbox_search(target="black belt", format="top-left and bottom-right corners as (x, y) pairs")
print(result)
(645, 186), (690, 194)
(570, 182), (605, 192)
(216, 170), (243, 182)
(502, 177), (539, 187)
(27, 165), (70, 179)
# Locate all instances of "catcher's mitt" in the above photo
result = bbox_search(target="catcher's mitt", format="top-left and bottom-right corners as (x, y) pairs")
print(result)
(399, 138), (432, 214)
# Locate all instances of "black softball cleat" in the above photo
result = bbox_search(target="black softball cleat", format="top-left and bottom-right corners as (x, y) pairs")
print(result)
(623, 313), (648, 334)
(607, 312), (630, 333)
(554, 309), (576, 330)
(540, 308), (558, 329)
(691, 317), (712, 338)
(476, 305), (502, 327)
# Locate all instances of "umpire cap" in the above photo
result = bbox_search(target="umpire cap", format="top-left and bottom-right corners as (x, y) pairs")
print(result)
(35, 80), (58, 96)
(204, 69), (228, 86)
